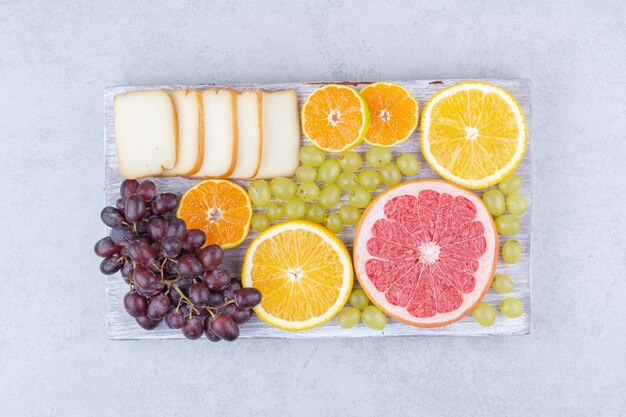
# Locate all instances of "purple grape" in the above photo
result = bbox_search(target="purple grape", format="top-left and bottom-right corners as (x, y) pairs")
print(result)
(152, 193), (179, 215)
(234, 288), (262, 310)
(101, 206), (124, 227)
(182, 317), (204, 339)
(197, 244), (224, 271)
(161, 237), (182, 258)
(120, 179), (139, 199)
(147, 294), (171, 320)
(166, 218), (186, 239)
(125, 194), (146, 222)
(100, 254), (122, 275)
(128, 239), (157, 267)
(177, 277), (193, 292)
(178, 255), (203, 278)
(121, 260), (133, 277)
(147, 217), (168, 242)
(207, 291), (224, 307)
(221, 285), (235, 300)
(136, 282), (165, 297)
(124, 292), (147, 317)
(116, 198), (126, 212)
(182, 229), (206, 251)
(211, 314), (239, 341)
(94, 237), (119, 258)
(133, 266), (157, 290)
(163, 259), (178, 275)
(203, 268), (231, 291)
(165, 309), (185, 329)
(203, 319), (221, 342)
(224, 303), (252, 324)
(135, 315), (160, 330)
(168, 288), (182, 305)
(137, 181), (156, 202)
(189, 282), (210, 306)
(110, 226), (133, 245)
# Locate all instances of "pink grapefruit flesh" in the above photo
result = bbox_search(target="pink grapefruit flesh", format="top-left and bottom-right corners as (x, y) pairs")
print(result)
(354, 179), (499, 328)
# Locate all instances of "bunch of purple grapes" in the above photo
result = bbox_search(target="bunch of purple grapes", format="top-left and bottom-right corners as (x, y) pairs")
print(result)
(94, 179), (261, 342)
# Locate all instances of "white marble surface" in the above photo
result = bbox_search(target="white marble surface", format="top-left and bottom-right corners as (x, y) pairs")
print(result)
(1, 1), (625, 416)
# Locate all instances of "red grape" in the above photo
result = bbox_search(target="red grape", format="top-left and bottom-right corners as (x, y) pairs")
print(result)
(203, 268), (231, 291)
(135, 315), (160, 330)
(234, 288), (262, 310)
(147, 217), (167, 242)
(189, 282), (210, 306)
(165, 309), (185, 329)
(100, 254), (122, 275)
(116, 198), (125, 212)
(94, 237), (119, 258)
(147, 294), (171, 320)
(161, 237), (182, 258)
(224, 303), (252, 324)
(152, 193), (178, 215)
(178, 255), (203, 278)
(128, 239), (157, 267)
(101, 206), (124, 227)
(182, 229), (206, 251)
(203, 319), (221, 342)
(124, 292), (147, 317)
(197, 244), (223, 270)
(110, 226), (132, 245)
(120, 179), (139, 199)
(182, 317), (204, 339)
(133, 266), (157, 290)
(125, 194), (146, 222)
(137, 181), (156, 202)
(211, 314), (239, 341)
(166, 218), (186, 239)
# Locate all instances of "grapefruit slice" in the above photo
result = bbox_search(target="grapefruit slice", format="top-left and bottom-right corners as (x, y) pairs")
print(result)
(354, 180), (499, 328)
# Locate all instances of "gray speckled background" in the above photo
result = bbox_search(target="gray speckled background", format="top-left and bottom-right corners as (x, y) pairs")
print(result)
(1, 1), (625, 416)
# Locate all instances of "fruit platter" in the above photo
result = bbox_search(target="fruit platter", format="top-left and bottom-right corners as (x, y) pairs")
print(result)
(101, 79), (531, 340)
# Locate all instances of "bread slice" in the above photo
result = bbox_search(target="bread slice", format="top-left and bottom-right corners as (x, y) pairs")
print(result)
(254, 90), (301, 179)
(231, 91), (262, 179)
(162, 90), (203, 176)
(192, 89), (238, 178)
(114, 90), (177, 179)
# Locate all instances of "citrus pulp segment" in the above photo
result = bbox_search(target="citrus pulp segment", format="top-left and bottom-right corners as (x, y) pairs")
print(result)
(420, 82), (527, 189)
(360, 82), (419, 147)
(301, 84), (370, 152)
(353, 180), (499, 328)
(241, 220), (353, 331)
(176, 179), (252, 249)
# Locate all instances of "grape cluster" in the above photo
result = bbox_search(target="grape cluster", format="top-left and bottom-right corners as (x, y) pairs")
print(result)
(95, 179), (261, 341)
(248, 146), (421, 234)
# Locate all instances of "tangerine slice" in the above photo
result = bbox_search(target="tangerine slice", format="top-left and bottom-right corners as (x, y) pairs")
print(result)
(354, 180), (499, 328)
(176, 179), (252, 249)
(360, 82), (419, 147)
(301, 84), (370, 152)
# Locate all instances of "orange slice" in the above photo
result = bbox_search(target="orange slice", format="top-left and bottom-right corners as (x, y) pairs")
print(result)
(301, 84), (370, 152)
(176, 179), (252, 249)
(360, 82), (419, 146)
(241, 221), (353, 331)
(420, 82), (527, 189)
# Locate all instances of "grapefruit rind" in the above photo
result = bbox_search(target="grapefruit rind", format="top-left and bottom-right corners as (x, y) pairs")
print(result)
(242, 220), (353, 331)
(420, 81), (527, 190)
(301, 84), (371, 153)
(360, 82), (419, 147)
(353, 179), (499, 328)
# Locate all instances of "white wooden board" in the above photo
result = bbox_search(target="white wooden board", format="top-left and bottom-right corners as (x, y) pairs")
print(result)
(104, 79), (531, 339)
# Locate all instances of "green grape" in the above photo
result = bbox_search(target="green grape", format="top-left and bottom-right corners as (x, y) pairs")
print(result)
(361, 306), (387, 330)
(297, 181), (320, 202)
(265, 202), (284, 221)
(270, 177), (298, 200)
(336, 172), (358, 191)
(506, 193), (528, 215)
(482, 189), (505, 216)
(284, 199), (307, 220)
(325, 213), (343, 233)
(319, 184), (341, 209)
(500, 297), (524, 318)
(492, 274), (514, 293)
(472, 302), (496, 327)
(358, 169), (382, 191)
(295, 165), (317, 182)
(348, 187), (371, 209)
(502, 240), (522, 264)
(338, 205), (361, 225)
(380, 162), (402, 186)
(339, 151), (362, 172)
(306, 204), (327, 223)
(248, 180), (271, 207)
(495, 214), (521, 236)
(349, 288), (369, 309)
(318, 159), (341, 184)
(337, 307), (360, 329)
(499, 173), (522, 195)
(366, 146), (392, 168)
(251, 213), (270, 232)
(299, 145), (325, 167)
(396, 153), (420, 176)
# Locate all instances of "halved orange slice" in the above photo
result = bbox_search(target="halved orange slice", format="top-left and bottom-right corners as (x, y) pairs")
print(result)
(360, 82), (419, 147)
(176, 179), (252, 249)
(241, 221), (353, 331)
(301, 84), (370, 152)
